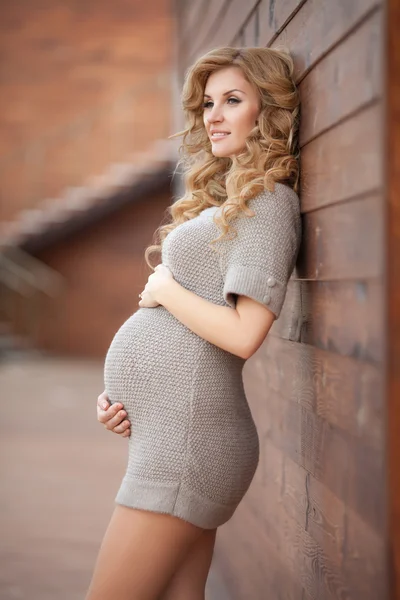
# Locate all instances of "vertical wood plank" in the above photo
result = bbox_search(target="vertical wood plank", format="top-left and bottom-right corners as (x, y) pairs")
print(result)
(387, 0), (400, 597)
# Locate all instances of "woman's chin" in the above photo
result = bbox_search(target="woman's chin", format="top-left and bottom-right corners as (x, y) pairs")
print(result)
(211, 146), (231, 158)
(210, 141), (242, 159)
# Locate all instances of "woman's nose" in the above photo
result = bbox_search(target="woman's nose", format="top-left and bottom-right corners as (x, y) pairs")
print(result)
(206, 106), (223, 123)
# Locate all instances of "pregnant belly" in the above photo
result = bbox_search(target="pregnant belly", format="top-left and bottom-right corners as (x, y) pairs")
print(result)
(103, 306), (201, 418)
(103, 306), (255, 486)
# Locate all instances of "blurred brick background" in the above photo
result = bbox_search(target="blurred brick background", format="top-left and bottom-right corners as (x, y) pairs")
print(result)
(0, 0), (172, 221)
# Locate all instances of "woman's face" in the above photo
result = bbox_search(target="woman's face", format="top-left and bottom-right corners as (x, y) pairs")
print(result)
(203, 66), (261, 159)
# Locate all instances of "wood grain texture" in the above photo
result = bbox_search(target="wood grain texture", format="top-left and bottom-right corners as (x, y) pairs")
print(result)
(185, 0), (259, 65)
(215, 501), (303, 600)
(274, 279), (383, 363)
(179, 0), (226, 62)
(343, 506), (387, 599)
(253, 382), (384, 533)
(299, 8), (383, 146)
(298, 193), (383, 280)
(300, 104), (383, 212)
(270, 0), (380, 79)
(252, 0), (307, 48)
(387, 0), (400, 596)
(246, 334), (383, 449)
(177, 0), (205, 40)
(227, 438), (384, 596)
(218, 441), (384, 599)
(240, 8), (257, 47)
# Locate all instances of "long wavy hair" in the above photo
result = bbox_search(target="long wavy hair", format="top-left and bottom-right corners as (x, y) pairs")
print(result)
(144, 46), (300, 269)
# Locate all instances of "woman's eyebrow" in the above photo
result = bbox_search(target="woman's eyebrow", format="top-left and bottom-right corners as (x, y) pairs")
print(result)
(203, 88), (247, 98)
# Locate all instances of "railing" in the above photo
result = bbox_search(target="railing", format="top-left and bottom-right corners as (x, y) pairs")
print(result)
(0, 247), (64, 351)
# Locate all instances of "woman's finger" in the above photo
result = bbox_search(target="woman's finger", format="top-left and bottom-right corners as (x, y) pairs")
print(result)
(97, 391), (110, 410)
(103, 409), (128, 430)
(112, 420), (131, 434)
(97, 402), (123, 424)
(121, 428), (131, 438)
(138, 290), (159, 308)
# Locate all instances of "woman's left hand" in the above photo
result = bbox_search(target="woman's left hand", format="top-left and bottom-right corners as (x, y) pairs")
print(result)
(138, 264), (175, 308)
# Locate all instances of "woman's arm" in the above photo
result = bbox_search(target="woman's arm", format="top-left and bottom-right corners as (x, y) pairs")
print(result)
(140, 264), (275, 360)
(157, 277), (275, 360)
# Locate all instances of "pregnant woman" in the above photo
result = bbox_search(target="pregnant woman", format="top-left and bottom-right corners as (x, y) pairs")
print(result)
(86, 46), (302, 600)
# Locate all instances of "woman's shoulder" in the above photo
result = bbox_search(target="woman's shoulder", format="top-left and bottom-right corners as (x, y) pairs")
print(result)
(247, 182), (300, 213)
(242, 182), (301, 234)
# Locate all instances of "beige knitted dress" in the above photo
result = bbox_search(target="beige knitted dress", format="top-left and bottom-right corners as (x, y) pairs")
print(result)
(103, 182), (301, 529)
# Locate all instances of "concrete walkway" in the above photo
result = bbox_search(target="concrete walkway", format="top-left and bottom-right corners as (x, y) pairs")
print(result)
(0, 354), (230, 600)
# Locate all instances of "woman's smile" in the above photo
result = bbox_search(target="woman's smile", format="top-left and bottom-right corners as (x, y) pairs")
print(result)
(210, 131), (231, 141)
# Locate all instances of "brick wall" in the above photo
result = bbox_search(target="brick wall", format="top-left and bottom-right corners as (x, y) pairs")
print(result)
(0, 0), (173, 221)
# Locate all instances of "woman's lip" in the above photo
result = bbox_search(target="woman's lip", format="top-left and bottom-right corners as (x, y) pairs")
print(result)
(210, 133), (230, 141)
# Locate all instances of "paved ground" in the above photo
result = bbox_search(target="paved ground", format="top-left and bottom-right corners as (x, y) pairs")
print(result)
(0, 353), (231, 600)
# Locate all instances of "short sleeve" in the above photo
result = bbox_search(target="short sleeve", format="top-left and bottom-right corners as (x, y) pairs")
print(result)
(219, 183), (301, 319)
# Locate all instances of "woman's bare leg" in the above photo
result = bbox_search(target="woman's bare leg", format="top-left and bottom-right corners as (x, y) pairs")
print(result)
(160, 527), (217, 600)
(85, 505), (204, 600)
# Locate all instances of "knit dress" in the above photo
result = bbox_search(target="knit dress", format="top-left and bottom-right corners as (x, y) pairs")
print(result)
(103, 182), (302, 529)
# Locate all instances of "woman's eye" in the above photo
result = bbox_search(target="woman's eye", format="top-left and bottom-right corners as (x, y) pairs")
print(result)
(202, 97), (240, 109)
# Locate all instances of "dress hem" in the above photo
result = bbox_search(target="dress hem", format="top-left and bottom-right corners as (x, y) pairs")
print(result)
(115, 475), (238, 529)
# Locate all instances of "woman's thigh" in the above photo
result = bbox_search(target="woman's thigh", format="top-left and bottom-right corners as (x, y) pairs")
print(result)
(160, 527), (217, 600)
(85, 505), (204, 600)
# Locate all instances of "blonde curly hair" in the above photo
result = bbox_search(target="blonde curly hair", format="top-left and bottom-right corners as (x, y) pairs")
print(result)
(144, 45), (300, 269)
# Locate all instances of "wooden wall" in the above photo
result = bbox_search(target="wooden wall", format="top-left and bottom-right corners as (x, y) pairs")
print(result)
(387, 0), (400, 596)
(174, 1), (388, 599)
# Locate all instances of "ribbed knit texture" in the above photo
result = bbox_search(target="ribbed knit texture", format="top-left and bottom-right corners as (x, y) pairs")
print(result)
(103, 182), (302, 529)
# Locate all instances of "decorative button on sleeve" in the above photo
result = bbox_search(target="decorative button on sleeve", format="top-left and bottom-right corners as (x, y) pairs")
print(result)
(219, 184), (302, 319)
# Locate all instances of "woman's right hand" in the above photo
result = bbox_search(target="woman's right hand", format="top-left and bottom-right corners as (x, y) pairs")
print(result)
(97, 391), (131, 438)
